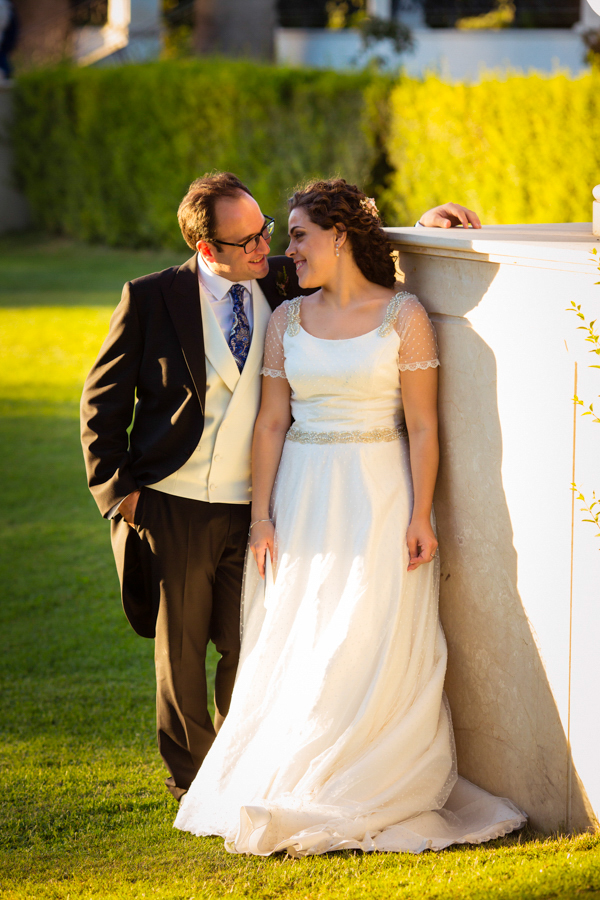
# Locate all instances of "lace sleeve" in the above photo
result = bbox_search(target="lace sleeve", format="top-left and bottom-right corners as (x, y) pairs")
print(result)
(260, 303), (288, 379)
(395, 295), (440, 372)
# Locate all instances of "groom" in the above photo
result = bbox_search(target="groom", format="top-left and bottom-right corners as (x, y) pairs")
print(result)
(80, 172), (480, 800)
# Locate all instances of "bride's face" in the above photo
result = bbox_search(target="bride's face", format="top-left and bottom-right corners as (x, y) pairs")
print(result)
(286, 208), (341, 289)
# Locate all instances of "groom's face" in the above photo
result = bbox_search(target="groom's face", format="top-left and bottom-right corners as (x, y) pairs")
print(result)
(197, 192), (271, 282)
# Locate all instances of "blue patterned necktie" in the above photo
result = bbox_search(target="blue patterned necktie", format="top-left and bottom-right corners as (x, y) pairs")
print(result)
(228, 283), (251, 372)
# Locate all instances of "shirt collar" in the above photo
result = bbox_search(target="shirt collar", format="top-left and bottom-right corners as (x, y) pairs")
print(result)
(197, 252), (253, 302)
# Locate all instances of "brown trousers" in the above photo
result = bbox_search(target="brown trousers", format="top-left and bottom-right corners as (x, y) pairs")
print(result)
(132, 487), (251, 799)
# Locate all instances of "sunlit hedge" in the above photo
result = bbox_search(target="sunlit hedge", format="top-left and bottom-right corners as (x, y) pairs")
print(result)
(13, 63), (600, 249)
(12, 60), (390, 251)
(385, 71), (600, 226)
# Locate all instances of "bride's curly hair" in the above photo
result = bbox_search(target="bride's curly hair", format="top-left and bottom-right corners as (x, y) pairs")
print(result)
(288, 179), (396, 288)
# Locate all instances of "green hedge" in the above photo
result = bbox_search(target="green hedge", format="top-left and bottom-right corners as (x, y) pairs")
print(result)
(385, 71), (600, 226)
(13, 63), (600, 251)
(12, 60), (390, 253)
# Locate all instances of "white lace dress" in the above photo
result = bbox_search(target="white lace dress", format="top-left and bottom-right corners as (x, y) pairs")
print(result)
(174, 292), (526, 856)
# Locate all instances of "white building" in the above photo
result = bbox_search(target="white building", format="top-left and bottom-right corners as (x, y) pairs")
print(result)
(277, 0), (600, 81)
(74, 0), (162, 67)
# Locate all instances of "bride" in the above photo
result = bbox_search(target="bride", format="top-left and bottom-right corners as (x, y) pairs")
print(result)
(174, 179), (526, 856)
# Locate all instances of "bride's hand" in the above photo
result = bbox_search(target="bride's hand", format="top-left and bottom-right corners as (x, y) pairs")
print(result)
(250, 520), (275, 580)
(406, 517), (438, 572)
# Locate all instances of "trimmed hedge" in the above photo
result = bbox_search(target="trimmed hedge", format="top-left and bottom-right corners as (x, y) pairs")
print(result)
(12, 60), (390, 253)
(386, 71), (600, 227)
(12, 63), (600, 250)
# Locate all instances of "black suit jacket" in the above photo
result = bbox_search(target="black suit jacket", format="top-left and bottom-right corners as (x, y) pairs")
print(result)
(80, 253), (304, 638)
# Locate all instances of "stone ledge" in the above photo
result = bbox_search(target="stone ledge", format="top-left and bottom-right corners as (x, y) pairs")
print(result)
(386, 223), (600, 275)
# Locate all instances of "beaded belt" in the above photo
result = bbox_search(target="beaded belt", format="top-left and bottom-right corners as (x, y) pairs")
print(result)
(286, 424), (407, 445)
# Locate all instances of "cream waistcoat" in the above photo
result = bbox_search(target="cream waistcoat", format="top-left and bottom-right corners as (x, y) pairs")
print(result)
(149, 281), (272, 504)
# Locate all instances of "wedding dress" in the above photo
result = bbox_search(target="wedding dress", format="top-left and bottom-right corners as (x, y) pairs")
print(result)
(174, 292), (526, 856)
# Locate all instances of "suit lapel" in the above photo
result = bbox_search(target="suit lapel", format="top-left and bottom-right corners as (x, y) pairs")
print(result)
(200, 280), (271, 397)
(164, 256), (207, 412)
(241, 281), (272, 385)
(164, 256), (282, 410)
(199, 284), (240, 394)
(221, 282), (271, 416)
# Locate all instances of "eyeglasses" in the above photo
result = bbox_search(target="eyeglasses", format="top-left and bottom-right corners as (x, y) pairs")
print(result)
(213, 216), (275, 254)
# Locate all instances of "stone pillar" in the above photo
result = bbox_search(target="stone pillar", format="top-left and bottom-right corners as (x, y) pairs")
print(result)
(387, 222), (600, 833)
(194, 0), (275, 60)
(74, 0), (130, 67)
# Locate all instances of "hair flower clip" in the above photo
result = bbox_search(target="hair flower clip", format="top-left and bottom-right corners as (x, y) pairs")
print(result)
(360, 197), (379, 218)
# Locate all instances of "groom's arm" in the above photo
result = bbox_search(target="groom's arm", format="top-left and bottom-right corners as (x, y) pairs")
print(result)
(80, 282), (143, 518)
(417, 203), (481, 229)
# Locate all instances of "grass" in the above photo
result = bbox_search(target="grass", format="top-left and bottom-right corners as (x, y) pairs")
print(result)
(1, 232), (600, 898)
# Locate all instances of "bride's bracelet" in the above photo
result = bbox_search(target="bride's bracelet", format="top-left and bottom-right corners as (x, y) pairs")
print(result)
(250, 518), (272, 529)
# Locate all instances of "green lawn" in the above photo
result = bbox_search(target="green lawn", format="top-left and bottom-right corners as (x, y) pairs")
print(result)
(1, 233), (600, 899)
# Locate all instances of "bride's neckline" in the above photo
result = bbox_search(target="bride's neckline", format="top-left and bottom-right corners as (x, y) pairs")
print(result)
(294, 293), (402, 343)
(300, 323), (381, 343)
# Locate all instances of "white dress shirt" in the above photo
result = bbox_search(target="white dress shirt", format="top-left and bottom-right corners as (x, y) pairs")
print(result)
(196, 252), (254, 339)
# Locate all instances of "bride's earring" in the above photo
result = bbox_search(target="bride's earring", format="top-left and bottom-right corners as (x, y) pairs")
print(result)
(334, 243), (339, 257)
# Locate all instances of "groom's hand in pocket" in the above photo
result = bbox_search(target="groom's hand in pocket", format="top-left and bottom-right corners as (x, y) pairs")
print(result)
(118, 490), (140, 526)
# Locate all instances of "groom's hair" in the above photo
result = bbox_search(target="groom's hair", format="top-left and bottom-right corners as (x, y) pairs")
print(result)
(178, 172), (253, 250)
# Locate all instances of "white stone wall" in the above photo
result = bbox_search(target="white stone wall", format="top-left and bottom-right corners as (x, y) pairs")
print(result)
(74, 0), (162, 67)
(276, 27), (591, 80)
(387, 223), (600, 832)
